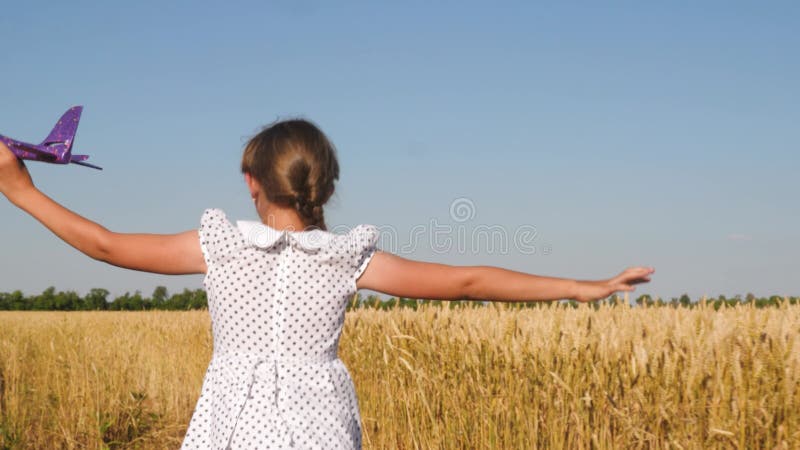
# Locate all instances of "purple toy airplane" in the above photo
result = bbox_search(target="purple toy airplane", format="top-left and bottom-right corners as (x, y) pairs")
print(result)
(0, 106), (101, 170)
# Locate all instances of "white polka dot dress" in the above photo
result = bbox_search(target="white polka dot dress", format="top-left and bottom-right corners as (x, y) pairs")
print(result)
(180, 209), (379, 450)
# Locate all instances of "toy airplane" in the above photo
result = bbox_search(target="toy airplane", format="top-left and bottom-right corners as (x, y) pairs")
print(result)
(0, 106), (101, 170)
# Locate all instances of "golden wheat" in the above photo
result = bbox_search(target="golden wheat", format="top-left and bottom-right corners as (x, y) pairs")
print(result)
(0, 302), (798, 449)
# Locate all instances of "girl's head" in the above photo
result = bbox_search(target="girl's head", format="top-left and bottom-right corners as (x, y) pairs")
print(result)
(241, 118), (340, 230)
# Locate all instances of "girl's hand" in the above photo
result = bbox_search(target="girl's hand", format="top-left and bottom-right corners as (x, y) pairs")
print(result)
(574, 266), (655, 303)
(0, 141), (35, 202)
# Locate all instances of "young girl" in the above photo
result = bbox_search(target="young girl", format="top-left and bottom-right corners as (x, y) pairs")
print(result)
(0, 118), (653, 450)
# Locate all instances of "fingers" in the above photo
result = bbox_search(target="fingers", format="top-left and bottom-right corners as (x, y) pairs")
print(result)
(609, 266), (656, 294)
(617, 267), (654, 282)
(0, 147), (19, 168)
(626, 266), (655, 275)
(0, 143), (25, 167)
(0, 143), (12, 158)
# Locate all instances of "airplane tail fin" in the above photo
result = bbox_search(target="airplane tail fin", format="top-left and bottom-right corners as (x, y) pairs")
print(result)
(41, 106), (83, 147)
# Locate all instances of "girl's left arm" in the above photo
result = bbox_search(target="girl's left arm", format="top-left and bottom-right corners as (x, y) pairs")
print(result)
(0, 143), (206, 275)
(357, 251), (653, 303)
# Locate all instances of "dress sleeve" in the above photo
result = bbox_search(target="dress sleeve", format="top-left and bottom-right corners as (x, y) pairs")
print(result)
(199, 208), (238, 269)
(352, 224), (380, 280)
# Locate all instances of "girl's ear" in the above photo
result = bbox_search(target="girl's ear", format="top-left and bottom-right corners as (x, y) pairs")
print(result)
(244, 173), (259, 199)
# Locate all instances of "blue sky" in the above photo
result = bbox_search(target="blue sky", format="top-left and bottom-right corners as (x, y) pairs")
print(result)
(1, 1), (797, 300)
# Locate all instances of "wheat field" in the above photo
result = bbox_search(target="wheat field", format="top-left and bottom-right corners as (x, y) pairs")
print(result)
(0, 302), (798, 449)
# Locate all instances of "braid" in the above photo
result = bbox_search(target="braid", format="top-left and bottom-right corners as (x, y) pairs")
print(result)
(309, 205), (325, 230)
(293, 196), (326, 231)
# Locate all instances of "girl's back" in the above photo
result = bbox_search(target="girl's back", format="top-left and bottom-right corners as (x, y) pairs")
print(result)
(181, 208), (378, 449)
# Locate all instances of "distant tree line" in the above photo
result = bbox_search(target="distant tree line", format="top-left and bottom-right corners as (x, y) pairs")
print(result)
(0, 287), (207, 311)
(0, 288), (797, 311)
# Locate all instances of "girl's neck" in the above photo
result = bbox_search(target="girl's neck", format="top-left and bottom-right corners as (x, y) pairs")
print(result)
(257, 202), (308, 231)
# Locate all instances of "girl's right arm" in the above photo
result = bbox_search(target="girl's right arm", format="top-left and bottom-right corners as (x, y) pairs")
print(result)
(0, 143), (206, 275)
(357, 251), (654, 303)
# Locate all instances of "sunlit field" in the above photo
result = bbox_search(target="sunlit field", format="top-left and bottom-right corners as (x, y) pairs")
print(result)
(1, 302), (798, 449)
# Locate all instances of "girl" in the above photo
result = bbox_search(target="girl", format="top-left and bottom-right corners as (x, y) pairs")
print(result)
(0, 118), (653, 450)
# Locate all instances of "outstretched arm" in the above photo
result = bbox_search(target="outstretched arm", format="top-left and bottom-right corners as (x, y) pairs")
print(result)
(357, 251), (653, 303)
(0, 143), (206, 275)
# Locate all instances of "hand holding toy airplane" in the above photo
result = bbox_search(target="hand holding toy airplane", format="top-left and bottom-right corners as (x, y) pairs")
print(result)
(0, 106), (101, 170)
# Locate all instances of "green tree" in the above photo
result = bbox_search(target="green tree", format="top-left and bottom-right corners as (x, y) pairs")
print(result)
(34, 287), (57, 310)
(152, 286), (169, 309)
(84, 288), (109, 310)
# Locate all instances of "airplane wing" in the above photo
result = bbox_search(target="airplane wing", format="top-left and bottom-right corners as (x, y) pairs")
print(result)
(70, 154), (102, 170)
(71, 159), (102, 170)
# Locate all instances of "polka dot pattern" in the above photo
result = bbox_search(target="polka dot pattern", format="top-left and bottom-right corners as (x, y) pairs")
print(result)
(181, 209), (378, 450)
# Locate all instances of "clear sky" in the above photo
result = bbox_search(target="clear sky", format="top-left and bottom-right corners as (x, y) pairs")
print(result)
(1, 1), (797, 300)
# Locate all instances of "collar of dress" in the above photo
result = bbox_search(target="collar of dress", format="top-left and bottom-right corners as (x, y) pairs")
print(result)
(235, 220), (333, 252)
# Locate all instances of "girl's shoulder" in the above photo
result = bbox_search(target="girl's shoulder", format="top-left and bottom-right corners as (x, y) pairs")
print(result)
(199, 208), (242, 242)
(198, 209), (244, 266)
